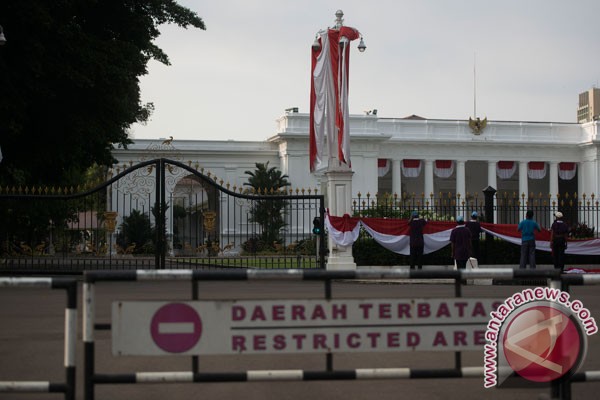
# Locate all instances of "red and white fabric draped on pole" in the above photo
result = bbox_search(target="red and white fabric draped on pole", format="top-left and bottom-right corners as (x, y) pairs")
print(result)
(377, 159), (390, 177)
(309, 26), (361, 172)
(325, 214), (600, 256)
(401, 159), (422, 178)
(496, 161), (516, 180)
(559, 162), (577, 180)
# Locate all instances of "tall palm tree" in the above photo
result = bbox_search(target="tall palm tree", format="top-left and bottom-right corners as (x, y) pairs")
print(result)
(244, 162), (291, 247)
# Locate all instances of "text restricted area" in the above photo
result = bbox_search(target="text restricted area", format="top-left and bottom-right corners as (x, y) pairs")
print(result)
(112, 298), (501, 356)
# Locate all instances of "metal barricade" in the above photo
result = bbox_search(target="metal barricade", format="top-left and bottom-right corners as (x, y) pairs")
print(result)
(0, 277), (77, 400)
(81, 267), (600, 400)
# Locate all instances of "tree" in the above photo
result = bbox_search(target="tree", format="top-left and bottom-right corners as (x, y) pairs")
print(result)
(117, 209), (154, 254)
(0, 1), (205, 187)
(244, 162), (291, 247)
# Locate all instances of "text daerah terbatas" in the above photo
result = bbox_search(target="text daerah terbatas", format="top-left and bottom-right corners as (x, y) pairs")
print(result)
(228, 299), (501, 353)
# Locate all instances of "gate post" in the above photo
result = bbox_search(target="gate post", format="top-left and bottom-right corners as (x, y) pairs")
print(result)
(482, 186), (496, 264)
(154, 159), (166, 269)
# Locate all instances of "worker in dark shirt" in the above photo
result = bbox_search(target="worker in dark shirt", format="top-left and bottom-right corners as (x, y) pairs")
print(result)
(450, 216), (472, 269)
(408, 211), (427, 270)
(550, 211), (569, 271)
(465, 212), (482, 261)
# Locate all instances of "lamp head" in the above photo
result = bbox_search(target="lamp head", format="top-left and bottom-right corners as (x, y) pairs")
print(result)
(358, 36), (366, 52)
(312, 35), (321, 51)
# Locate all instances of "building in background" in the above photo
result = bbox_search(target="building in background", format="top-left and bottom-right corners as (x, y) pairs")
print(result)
(577, 87), (600, 123)
(113, 90), (600, 230)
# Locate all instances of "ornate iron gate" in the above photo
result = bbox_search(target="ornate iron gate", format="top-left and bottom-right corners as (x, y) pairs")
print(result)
(0, 159), (325, 273)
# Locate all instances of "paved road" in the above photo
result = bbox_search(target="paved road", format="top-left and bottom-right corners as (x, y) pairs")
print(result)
(1, 277), (600, 399)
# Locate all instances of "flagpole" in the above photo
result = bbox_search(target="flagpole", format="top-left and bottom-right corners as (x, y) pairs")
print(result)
(473, 52), (477, 118)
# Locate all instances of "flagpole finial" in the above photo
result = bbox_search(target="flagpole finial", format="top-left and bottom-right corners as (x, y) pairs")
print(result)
(334, 10), (344, 29)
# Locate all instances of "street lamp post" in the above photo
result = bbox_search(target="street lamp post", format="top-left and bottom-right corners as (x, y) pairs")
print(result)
(309, 10), (365, 271)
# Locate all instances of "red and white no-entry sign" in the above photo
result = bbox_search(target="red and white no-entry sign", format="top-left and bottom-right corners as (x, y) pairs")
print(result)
(150, 303), (202, 353)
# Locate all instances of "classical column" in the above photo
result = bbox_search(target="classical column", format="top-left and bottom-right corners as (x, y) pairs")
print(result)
(596, 159), (600, 197)
(487, 161), (497, 193)
(424, 160), (434, 200)
(577, 161), (584, 197)
(392, 159), (402, 196)
(549, 162), (559, 197)
(456, 160), (466, 205)
(519, 161), (528, 209)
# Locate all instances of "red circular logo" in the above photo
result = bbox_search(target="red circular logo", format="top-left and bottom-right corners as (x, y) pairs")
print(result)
(503, 305), (582, 382)
(150, 303), (202, 353)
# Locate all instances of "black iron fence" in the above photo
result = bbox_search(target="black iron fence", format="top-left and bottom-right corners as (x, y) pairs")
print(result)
(352, 190), (598, 238)
(0, 159), (325, 273)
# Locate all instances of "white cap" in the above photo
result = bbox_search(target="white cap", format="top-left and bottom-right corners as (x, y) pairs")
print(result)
(555, 212), (563, 218)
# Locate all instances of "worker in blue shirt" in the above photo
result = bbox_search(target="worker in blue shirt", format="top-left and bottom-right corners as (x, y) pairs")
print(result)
(517, 210), (542, 269)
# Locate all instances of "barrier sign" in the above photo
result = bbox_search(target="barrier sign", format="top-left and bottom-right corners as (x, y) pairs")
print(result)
(112, 298), (501, 356)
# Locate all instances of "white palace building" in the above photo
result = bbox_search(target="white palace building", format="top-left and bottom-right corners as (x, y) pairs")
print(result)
(111, 89), (600, 247)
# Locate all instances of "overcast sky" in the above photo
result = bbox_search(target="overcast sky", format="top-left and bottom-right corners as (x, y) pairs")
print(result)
(129, 0), (600, 142)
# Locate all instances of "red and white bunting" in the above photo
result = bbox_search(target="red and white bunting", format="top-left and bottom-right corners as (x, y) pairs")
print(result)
(559, 162), (577, 181)
(434, 160), (454, 179)
(377, 159), (390, 177)
(324, 213), (361, 247)
(496, 161), (516, 180)
(528, 162), (547, 180)
(402, 159), (422, 178)
(325, 215), (600, 256)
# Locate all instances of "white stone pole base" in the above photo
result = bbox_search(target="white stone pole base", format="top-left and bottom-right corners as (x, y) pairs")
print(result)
(325, 164), (357, 271)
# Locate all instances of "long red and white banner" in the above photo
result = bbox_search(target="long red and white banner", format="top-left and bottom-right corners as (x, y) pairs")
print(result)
(309, 27), (361, 172)
(325, 214), (600, 256)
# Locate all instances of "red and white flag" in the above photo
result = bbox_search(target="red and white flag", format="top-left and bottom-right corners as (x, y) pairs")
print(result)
(559, 162), (577, 181)
(401, 159), (422, 178)
(434, 160), (454, 178)
(528, 162), (547, 180)
(325, 214), (600, 256)
(497, 161), (516, 180)
(377, 159), (390, 177)
(309, 27), (360, 172)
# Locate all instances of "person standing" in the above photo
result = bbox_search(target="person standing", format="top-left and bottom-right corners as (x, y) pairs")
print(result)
(550, 211), (569, 271)
(450, 216), (472, 269)
(518, 210), (542, 269)
(466, 212), (482, 260)
(408, 211), (427, 270)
